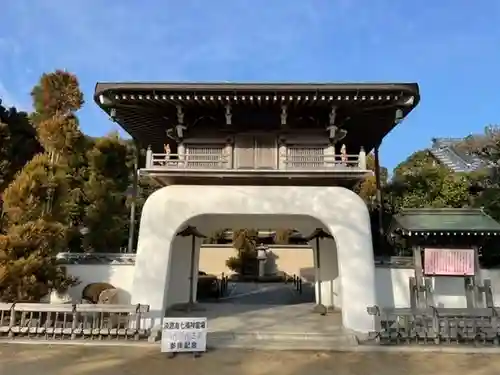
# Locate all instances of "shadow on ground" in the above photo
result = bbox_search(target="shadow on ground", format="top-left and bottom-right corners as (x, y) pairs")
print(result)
(167, 282), (327, 338)
(189, 281), (315, 318)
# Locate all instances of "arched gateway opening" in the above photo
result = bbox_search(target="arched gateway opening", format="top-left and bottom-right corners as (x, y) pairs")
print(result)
(131, 184), (376, 333)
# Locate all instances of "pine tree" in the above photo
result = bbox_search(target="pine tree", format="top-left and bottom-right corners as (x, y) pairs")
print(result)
(81, 133), (130, 252)
(0, 102), (42, 231)
(226, 229), (259, 275)
(0, 71), (83, 301)
(130, 147), (160, 250)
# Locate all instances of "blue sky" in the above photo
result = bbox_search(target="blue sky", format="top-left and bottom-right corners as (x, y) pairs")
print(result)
(1, 0), (499, 171)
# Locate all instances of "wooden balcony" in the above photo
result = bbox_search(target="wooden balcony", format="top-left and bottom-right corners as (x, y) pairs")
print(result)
(283, 154), (364, 170)
(146, 152), (365, 170)
(141, 145), (371, 187)
(149, 153), (230, 169)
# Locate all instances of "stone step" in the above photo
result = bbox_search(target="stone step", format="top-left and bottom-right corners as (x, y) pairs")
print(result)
(207, 331), (359, 350)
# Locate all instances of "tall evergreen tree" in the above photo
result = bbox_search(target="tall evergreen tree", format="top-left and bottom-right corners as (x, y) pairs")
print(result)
(0, 102), (42, 229)
(0, 71), (83, 301)
(353, 153), (388, 207)
(82, 133), (130, 252)
(386, 150), (473, 211)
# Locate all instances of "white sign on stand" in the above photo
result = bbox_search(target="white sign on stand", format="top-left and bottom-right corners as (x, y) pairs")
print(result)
(161, 317), (208, 353)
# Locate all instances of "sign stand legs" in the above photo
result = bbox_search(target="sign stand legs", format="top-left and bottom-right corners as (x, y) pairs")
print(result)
(167, 352), (202, 359)
(411, 246), (496, 309)
(409, 246), (435, 309)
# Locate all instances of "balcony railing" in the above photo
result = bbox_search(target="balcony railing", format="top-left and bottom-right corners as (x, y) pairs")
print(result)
(283, 154), (361, 169)
(150, 153), (229, 169)
(145, 148), (367, 171)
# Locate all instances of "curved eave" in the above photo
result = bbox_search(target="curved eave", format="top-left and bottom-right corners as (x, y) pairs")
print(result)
(95, 81), (420, 94)
(93, 81), (420, 152)
(94, 81), (420, 109)
(401, 230), (500, 237)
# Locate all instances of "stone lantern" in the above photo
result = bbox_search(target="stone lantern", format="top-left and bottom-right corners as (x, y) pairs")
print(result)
(256, 243), (268, 278)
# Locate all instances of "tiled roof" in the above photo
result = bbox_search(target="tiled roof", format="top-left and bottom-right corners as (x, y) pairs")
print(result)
(56, 252), (136, 265)
(389, 208), (500, 235)
(430, 138), (489, 172)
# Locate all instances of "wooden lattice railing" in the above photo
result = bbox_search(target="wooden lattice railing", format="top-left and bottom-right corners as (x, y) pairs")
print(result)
(0, 302), (151, 341)
(366, 306), (500, 345)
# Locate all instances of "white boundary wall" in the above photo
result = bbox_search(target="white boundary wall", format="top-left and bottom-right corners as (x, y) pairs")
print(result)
(51, 264), (136, 304)
(54, 263), (500, 309)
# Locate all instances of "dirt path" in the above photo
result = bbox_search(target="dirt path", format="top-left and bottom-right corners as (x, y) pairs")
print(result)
(1, 344), (499, 375)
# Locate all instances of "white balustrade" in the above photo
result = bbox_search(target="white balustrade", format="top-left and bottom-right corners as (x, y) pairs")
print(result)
(146, 147), (367, 171)
(150, 153), (229, 169)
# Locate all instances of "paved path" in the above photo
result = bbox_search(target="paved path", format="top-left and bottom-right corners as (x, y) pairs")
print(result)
(2, 344), (500, 375)
(221, 282), (315, 305)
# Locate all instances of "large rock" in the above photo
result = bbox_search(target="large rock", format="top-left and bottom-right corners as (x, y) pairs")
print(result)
(98, 288), (119, 304)
(82, 282), (116, 304)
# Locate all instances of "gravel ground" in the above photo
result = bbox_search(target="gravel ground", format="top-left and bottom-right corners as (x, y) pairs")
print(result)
(1, 344), (500, 375)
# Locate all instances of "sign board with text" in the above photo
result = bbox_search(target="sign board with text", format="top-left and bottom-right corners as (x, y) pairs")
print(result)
(161, 317), (207, 353)
(424, 248), (475, 276)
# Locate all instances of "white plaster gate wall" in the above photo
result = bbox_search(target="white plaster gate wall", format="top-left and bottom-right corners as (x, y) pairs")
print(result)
(132, 185), (375, 333)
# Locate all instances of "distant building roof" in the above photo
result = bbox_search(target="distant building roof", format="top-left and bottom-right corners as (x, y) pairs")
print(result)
(429, 138), (488, 173)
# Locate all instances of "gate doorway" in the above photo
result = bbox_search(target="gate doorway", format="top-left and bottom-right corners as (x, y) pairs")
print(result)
(167, 215), (336, 310)
(234, 135), (278, 169)
(163, 214), (344, 349)
(197, 229), (317, 306)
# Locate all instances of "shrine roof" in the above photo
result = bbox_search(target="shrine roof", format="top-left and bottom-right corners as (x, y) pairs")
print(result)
(93, 81), (420, 152)
(389, 208), (500, 236)
(95, 81), (419, 93)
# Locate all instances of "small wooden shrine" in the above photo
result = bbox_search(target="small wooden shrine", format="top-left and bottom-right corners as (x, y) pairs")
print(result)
(387, 208), (500, 309)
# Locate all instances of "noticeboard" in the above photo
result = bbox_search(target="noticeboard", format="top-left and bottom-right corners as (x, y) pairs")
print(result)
(424, 248), (475, 276)
(161, 317), (207, 353)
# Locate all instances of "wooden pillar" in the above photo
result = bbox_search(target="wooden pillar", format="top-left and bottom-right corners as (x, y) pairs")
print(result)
(412, 245), (426, 308)
(315, 236), (322, 307)
(178, 142), (185, 156)
(177, 142), (186, 168)
(278, 138), (287, 170)
(374, 146), (384, 245)
(325, 143), (335, 167)
(127, 143), (139, 253)
(145, 145), (153, 168)
(225, 138), (233, 169)
(358, 147), (366, 169)
(473, 245), (483, 307)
